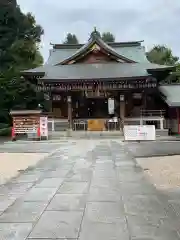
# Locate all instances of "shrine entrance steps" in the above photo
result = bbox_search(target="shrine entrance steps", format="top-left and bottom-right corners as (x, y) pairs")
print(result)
(49, 130), (124, 139)
(156, 129), (169, 137)
(48, 129), (169, 140)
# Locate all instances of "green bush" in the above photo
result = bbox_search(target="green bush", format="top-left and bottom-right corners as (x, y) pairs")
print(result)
(0, 127), (12, 136)
(0, 123), (9, 129)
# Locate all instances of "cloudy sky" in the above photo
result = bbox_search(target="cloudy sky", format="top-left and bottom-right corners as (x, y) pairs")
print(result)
(17, 0), (180, 61)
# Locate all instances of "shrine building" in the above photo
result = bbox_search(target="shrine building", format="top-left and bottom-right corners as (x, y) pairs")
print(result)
(21, 30), (180, 133)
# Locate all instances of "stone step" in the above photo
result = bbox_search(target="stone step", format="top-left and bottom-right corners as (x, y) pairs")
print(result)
(48, 128), (169, 140)
(156, 129), (169, 137)
(48, 121), (69, 131)
(49, 131), (124, 139)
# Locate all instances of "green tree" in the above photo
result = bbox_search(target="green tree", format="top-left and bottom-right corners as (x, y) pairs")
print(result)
(147, 45), (179, 65)
(0, 3), (43, 71)
(101, 32), (115, 43)
(0, 1), (44, 125)
(63, 33), (79, 44)
(147, 45), (180, 83)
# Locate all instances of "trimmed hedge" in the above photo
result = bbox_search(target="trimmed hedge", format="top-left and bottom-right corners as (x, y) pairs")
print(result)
(0, 123), (9, 129)
(0, 127), (12, 136)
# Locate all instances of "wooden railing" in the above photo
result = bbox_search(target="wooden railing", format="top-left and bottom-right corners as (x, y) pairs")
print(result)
(140, 109), (165, 117)
(73, 119), (121, 131)
(43, 112), (68, 119)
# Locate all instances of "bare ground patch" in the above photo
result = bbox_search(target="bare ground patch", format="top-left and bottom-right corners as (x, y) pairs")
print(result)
(136, 155), (180, 190)
(0, 153), (48, 185)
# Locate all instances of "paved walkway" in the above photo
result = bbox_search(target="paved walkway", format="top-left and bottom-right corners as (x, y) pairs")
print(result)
(0, 140), (180, 239)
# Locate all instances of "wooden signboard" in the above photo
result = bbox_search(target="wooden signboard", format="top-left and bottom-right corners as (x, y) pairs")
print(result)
(13, 115), (40, 133)
(10, 110), (42, 140)
(87, 119), (105, 131)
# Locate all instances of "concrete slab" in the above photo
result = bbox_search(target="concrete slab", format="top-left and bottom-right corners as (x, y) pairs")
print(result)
(47, 194), (87, 211)
(84, 202), (125, 223)
(34, 178), (64, 188)
(0, 223), (33, 240)
(28, 211), (83, 239)
(123, 195), (167, 217)
(0, 182), (34, 198)
(58, 182), (89, 194)
(79, 222), (130, 240)
(0, 201), (47, 223)
(0, 196), (17, 212)
(22, 187), (57, 202)
(0, 139), (180, 240)
(88, 186), (121, 202)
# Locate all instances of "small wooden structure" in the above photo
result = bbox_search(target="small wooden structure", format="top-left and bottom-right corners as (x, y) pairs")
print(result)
(10, 110), (42, 141)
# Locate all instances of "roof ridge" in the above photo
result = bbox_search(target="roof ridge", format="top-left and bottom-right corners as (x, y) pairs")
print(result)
(56, 35), (136, 65)
(52, 41), (143, 49)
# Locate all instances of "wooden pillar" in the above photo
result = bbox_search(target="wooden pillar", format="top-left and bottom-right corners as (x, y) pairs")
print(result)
(49, 99), (52, 113)
(177, 108), (180, 134)
(120, 95), (125, 119)
(120, 94), (125, 129)
(143, 91), (147, 110)
(67, 95), (72, 129)
(127, 93), (133, 117)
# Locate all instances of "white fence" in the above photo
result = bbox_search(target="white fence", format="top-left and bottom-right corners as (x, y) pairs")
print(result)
(140, 109), (165, 117)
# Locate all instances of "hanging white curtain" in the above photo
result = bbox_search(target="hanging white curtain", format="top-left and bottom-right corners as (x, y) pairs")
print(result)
(108, 98), (114, 114)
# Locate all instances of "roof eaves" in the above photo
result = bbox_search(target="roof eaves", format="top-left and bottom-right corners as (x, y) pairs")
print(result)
(108, 41), (143, 47)
(41, 75), (149, 83)
(52, 43), (83, 49)
(21, 65), (46, 76)
(21, 71), (45, 76)
(164, 99), (180, 107)
(147, 65), (175, 71)
(159, 84), (180, 107)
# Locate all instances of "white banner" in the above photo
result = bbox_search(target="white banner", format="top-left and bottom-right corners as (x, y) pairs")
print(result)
(108, 98), (114, 114)
(40, 116), (48, 138)
(124, 125), (156, 141)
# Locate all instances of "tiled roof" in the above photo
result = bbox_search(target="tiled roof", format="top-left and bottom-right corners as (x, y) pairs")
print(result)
(39, 63), (169, 82)
(22, 35), (174, 79)
(159, 85), (180, 107)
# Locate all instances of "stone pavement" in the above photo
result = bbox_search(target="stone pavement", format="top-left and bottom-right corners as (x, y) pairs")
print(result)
(0, 139), (180, 239)
(123, 141), (180, 158)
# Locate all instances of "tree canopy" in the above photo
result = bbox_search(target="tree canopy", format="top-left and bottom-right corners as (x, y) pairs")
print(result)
(0, 1), (44, 125)
(63, 33), (79, 44)
(101, 32), (115, 43)
(146, 45), (179, 66)
(147, 45), (180, 83)
(63, 30), (115, 45)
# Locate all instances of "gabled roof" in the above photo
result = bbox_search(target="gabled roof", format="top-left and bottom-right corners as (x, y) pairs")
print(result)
(21, 30), (175, 79)
(57, 32), (137, 65)
(46, 44), (149, 66)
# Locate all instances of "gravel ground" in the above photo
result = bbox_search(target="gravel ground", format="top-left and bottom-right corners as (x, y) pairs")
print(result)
(0, 153), (48, 185)
(136, 155), (180, 190)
